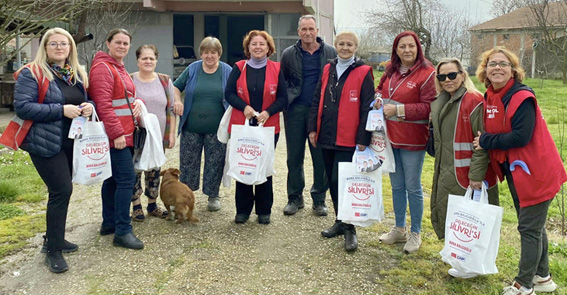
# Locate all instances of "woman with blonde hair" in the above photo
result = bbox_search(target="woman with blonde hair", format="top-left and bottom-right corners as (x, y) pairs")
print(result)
(13, 27), (93, 273)
(473, 46), (565, 295)
(429, 57), (498, 278)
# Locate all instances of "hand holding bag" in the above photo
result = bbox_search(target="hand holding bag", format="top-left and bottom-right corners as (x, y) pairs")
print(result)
(72, 108), (112, 184)
(124, 89), (147, 151)
(133, 103), (166, 171)
(439, 182), (503, 276)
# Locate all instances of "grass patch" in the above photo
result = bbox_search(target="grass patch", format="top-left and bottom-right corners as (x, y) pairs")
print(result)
(0, 214), (45, 257)
(0, 203), (24, 220)
(0, 181), (19, 202)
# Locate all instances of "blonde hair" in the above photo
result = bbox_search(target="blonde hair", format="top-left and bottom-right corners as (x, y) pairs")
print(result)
(242, 30), (276, 58)
(199, 37), (223, 56)
(476, 46), (525, 87)
(435, 58), (480, 95)
(24, 27), (88, 88)
(334, 31), (359, 48)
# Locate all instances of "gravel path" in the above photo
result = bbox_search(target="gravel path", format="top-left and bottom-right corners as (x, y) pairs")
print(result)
(0, 129), (396, 295)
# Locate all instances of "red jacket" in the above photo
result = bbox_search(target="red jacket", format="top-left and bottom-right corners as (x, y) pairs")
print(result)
(316, 63), (373, 147)
(377, 61), (436, 150)
(453, 92), (497, 189)
(89, 51), (137, 148)
(229, 60), (281, 133)
(485, 85), (567, 207)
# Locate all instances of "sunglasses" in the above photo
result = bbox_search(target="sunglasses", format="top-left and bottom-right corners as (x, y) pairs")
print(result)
(436, 71), (461, 82)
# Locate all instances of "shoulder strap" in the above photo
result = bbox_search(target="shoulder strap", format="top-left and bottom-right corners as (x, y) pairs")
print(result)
(14, 64), (49, 104)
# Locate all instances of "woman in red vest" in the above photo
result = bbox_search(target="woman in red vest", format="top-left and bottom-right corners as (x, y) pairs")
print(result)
(473, 47), (565, 295)
(224, 30), (287, 225)
(374, 31), (436, 254)
(89, 28), (144, 250)
(307, 31), (374, 251)
(430, 58), (499, 278)
(129, 44), (175, 221)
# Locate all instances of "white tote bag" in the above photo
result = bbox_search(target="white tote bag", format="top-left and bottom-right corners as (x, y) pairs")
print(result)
(337, 162), (384, 227)
(226, 119), (274, 185)
(72, 109), (112, 185)
(440, 183), (503, 275)
(217, 106), (232, 144)
(369, 131), (395, 173)
(133, 103), (166, 171)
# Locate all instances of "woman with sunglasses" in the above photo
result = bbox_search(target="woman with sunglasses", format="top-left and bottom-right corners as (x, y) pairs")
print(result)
(373, 31), (436, 254)
(429, 58), (499, 278)
(473, 47), (565, 295)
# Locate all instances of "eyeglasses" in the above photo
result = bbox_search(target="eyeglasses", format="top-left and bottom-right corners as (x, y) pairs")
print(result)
(47, 42), (70, 49)
(436, 71), (461, 82)
(487, 61), (511, 68)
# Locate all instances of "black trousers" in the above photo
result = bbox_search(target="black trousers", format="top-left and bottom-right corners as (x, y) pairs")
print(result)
(234, 134), (279, 216)
(29, 138), (74, 252)
(321, 148), (354, 218)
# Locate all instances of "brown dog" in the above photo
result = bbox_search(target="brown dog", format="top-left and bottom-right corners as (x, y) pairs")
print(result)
(159, 168), (199, 223)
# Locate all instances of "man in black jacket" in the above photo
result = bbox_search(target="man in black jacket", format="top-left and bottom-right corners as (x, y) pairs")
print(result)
(281, 15), (337, 216)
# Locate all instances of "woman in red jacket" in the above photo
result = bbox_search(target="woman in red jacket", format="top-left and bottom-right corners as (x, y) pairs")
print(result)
(374, 31), (436, 254)
(473, 47), (565, 295)
(89, 28), (144, 250)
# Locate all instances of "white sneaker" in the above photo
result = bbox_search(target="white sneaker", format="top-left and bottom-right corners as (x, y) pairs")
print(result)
(502, 281), (535, 295)
(379, 227), (408, 244)
(403, 232), (422, 253)
(533, 274), (557, 292)
(448, 268), (478, 279)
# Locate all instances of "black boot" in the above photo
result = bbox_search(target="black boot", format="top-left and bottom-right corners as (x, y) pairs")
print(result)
(113, 232), (144, 250)
(343, 224), (358, 251)
(41, 235), (78, 253)
(283, 196), (305, 215)
(321, 221), (344, 238)
(45, 250), (69, 273)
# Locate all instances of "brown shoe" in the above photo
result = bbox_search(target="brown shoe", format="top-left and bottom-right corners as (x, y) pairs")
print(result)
(148, 207), (168, 218)
(132, 208), (145, 222)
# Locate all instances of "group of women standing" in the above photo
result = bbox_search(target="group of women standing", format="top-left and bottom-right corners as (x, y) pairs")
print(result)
(12, 23), (565, 294)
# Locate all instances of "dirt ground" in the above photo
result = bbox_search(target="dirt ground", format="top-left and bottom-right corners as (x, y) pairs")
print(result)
(0, 122), (398, 295)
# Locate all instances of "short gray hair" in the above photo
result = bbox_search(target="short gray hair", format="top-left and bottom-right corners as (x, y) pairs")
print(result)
(298, 14), (317, 28)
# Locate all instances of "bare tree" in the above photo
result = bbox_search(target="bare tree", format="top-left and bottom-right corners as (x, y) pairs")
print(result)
(0, 0), (98, 66)
(365, 0), (472, 65)
(492, 0), (529, 17)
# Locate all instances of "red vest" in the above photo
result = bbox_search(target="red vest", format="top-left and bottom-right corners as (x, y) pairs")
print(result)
(453, 92), (497, 189)
(484, 86), (567, 207)
(228, 60), (281, 133)
(316, 64), (372, 147)
(378, 65), (435, 149)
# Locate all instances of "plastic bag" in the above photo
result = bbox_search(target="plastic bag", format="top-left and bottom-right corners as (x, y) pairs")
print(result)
(369, 131), (395, 173)
(217, 106), (232, 144)
(72, 109), (112, 184)
(439, 182), (503, 275)
(337, 162), (384, 227)
(133, 103), (166, 171)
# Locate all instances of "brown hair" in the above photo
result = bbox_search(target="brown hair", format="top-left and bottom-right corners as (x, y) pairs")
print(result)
(106, 28), (132, 43)
(199, 37), (223, 56)
(476, 46), (525, 87)
(136, 44), (158, 60)
(242, 30), (276, 58)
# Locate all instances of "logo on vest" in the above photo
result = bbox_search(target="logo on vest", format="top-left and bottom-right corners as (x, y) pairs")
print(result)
(406, 81), (417, 89)
(269, 84), (277, 96)
(349, 90), (358, 102)
(486, 105), (499, 119)
(237, 87), (244, 95)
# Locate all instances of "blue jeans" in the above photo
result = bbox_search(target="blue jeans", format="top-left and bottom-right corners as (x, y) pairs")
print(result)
(101, 148), (136, 236)
(389, 148), (425, 233)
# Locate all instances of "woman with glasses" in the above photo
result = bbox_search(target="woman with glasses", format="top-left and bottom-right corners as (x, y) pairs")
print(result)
(429, 58), (499, 278)
(13, 27), (92, 273)
(373, 31), (436, 254)
(473, 47), (565, 295)
(307, 31), (374, 252)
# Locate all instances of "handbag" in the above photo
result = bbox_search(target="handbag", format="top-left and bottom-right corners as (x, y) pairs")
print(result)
(72, 108), (112, 184)
(0, 65), (49, 150)
(133, 103), (166, 171)
(425, 122), (435, 157)
(123, 86), (146, 151)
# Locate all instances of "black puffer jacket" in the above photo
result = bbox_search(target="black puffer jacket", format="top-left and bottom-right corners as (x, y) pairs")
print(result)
(280, 37), (336, 106)
(307, 57), (375, 150)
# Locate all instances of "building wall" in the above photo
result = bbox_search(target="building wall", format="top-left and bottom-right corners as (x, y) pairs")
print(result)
(470, 30), (535, 74)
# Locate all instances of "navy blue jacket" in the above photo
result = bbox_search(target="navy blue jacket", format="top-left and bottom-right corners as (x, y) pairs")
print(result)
(14, 67), (88, 157)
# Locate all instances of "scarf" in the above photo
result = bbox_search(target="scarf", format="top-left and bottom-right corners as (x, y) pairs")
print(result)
(247, 56), (268, 69)
(49, 60), (75, 86)
(336, 56), (355, 79)
(485, 78), (515, 164)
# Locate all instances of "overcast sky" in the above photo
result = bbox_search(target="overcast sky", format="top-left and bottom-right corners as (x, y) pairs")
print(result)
(334, 0), (494, 31)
